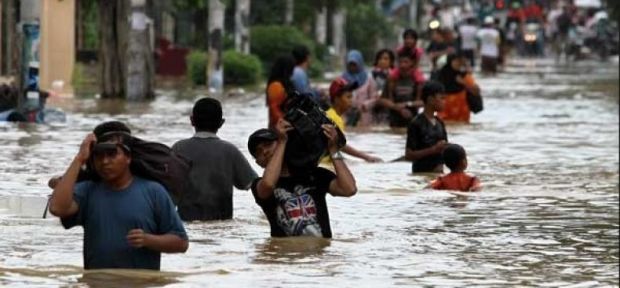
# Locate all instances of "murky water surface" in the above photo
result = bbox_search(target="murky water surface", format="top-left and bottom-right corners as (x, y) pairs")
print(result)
(0, 59), (618, 287)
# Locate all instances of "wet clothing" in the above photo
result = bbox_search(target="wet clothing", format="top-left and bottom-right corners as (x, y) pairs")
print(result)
(267, 81), (287, 129)
(384, 68), (425, 128)
(477, 27), (500, 58)
(426, 41), (449, 69)
(61, 177), (188, 270)
(435, 55), (478, 123)
(459, 24), (479, 51)
(396, 45), (424, 61)
(430, 172), (480, 192)
(342, 50), (369, 87)
(321, 108), (345, 165)
(251, 167), (336, 238)
(481, 56), (498, 73)
(437, 73), (476, 123)
(406, 114), (448, 173)
(343, 51), (380, 127)
(172, 132), (257, 221)
(291, 67), (321, 103)
(372, 68), (391, 95)
(458, 24), (478, 67)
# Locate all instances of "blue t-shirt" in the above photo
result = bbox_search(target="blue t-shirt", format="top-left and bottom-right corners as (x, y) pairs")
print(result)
(61, 177), (188, 270)
(291, 67), (321, 103)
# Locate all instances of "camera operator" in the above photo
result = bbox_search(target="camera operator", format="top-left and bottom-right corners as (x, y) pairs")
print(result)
(247, 119), (357, 238)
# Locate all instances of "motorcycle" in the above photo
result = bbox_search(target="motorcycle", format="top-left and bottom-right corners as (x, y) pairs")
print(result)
(521, 22), (545, 57)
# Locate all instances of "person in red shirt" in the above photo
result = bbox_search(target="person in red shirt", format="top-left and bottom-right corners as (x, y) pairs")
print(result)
(429, 143), (481, 192)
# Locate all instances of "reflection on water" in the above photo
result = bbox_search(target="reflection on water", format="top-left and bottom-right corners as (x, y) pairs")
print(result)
(0, 59), (618, 287)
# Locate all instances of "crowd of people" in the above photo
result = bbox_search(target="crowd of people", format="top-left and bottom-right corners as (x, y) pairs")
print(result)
(427, 0), (617, 64)
(46, 21), (492, 271)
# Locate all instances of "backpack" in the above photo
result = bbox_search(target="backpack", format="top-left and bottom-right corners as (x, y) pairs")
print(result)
(281, 91), (346, 171)
(81, 136), (191, 205)
(466, 90), (483, 114)
(128, 137), (192, 205)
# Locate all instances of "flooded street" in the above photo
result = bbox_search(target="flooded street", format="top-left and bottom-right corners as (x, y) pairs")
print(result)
(0, 59), (618, 287)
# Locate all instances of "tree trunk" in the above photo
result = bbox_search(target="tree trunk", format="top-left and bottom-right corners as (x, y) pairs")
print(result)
(285, 0), (293, 25)
(126, 0), (154, 101)
(332, 9), (346, 65)
(208, 0), (225, 92)
(315, 5), (327, 45)
(409, 0), (419, 30)
(234, 0), (250, 54)
(99, 0), (129, 99)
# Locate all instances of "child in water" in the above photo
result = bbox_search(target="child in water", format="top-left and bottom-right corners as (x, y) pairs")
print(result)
(429, 143), (481, 192)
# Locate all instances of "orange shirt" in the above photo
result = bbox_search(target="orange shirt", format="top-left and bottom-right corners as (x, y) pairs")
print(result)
(267, 82), (287, 129)
(430, 172), (481, 192)
(437, 74), (476, 123)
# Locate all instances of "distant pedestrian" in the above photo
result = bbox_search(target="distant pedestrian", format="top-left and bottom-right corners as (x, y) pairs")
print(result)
(477, 16), (500, 75)
(405, 81), (448, 173)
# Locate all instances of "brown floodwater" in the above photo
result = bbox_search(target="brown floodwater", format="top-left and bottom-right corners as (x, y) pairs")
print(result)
(0, 58), (618, 287)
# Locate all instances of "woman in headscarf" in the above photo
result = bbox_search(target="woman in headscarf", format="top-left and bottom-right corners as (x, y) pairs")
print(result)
(266, 55), (296, 129)
(435, 52), (480, 123)
(341, 50), (380, 127)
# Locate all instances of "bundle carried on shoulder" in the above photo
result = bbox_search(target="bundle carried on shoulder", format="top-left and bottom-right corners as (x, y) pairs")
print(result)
(80, 132), (191, 205)
(281, 91), (346, 171)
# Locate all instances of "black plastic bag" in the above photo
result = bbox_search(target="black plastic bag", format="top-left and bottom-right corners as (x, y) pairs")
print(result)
(281, 91), (346, 171)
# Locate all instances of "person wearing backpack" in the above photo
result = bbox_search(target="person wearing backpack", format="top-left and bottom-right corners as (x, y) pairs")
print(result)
(172, 98), (258, 221)
(48, 124), (189, 270)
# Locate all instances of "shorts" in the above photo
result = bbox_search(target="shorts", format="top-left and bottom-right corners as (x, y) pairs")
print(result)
(481, 56), (498, 73)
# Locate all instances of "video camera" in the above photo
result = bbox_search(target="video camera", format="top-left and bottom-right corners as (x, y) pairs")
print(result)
(281, 91), (346, 171)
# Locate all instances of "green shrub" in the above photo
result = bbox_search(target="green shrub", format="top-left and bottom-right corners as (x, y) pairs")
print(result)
(250, 25), (315, 70)
(186, 50), (208, 86)
(345, 4), (393, 62)
(223, 50), (263, 86)
(308, 60), (325, 79)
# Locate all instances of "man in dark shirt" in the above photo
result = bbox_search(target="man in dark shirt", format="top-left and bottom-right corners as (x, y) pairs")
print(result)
(405, 81), (448, 173)
(49, 124), (188, 270)
(247, 119), (357, 238)
(173, 98), (257, 221)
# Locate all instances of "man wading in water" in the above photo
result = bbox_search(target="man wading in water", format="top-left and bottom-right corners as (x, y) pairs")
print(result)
(248, 119), (357, 238)
(49, 124), (188, 270)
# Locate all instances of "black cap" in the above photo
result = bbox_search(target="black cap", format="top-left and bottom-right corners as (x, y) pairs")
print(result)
(248, 128), (278, 157)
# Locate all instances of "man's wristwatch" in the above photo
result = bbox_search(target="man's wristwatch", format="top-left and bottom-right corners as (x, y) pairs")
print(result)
(330, 151), (344, 161)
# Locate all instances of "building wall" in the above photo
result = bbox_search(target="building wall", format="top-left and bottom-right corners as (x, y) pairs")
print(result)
(39, 0), (75, 93)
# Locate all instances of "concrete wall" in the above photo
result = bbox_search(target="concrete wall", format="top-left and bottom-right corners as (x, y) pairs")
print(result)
(39, 0), (75, 94)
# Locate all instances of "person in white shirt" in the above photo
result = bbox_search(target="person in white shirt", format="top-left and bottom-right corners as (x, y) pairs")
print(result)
(458, 17), (478, 67)
(476, 16), (500, 75)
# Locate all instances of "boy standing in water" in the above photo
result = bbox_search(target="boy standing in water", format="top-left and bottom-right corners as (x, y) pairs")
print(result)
(405, 81), (448, 173)
(323, 77), (382, 163)
(379, 49), (425, 129)
(430, 143), (481, 192)
(247, 119), (357, 238)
